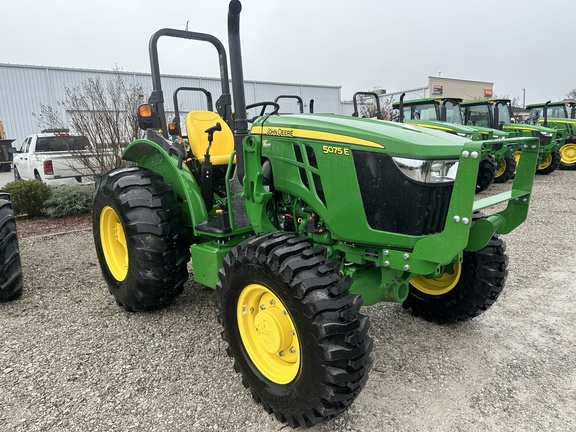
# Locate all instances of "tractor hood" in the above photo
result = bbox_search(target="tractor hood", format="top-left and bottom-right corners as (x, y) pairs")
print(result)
(403, 119), (479, 138)
(252, 114), (468, 159)
(503, 122), (556, 134)
(471, 125), (507, 138)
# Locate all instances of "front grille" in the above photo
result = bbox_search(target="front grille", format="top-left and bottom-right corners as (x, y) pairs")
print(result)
(353, 151), (452, 236)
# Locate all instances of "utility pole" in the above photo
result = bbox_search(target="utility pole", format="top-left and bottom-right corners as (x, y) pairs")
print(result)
(522, 88), (526, 108)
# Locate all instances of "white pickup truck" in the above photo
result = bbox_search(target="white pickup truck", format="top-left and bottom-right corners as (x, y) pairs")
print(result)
(12, 130), (96, 187)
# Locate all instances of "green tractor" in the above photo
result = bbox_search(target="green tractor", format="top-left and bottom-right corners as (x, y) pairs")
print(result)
(92, 1), (540, 427)
(461, 98), (562, 175)
(392, 96), (521, 190)
(525, 101), (576, 170)
(0, 191), (23, 302)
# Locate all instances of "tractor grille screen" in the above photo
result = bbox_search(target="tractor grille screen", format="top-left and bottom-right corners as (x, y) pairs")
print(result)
(353, 151), (452, 236)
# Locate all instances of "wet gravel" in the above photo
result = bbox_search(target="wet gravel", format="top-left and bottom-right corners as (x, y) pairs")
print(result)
(1, 170), (575, 431)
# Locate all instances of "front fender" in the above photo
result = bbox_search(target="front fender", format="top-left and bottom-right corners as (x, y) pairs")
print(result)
(122, 139), (208, 229)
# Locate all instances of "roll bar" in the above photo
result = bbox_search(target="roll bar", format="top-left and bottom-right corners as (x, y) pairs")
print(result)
(147, 28), (232, 138)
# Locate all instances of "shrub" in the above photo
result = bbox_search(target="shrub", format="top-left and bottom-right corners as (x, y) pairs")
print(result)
(45, 185), (94, 218)
(2, 180), (52, 217)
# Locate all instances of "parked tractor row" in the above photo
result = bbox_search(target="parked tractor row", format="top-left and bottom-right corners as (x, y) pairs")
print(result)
(525, 100), (576, 170)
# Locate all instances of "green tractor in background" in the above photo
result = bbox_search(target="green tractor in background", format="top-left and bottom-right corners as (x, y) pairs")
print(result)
(461, 98), (562, 175)
(392, 96), (521, 190)
(525, 101), (576, 170)
(91, 1), (540, 427)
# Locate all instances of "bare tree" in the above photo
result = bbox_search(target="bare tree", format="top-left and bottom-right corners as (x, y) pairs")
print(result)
(35, 70), (146, 179)
(565, 89), (576, 101)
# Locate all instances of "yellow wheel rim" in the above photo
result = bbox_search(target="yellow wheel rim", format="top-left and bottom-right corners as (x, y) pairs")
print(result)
(410, 264), (462, 296)
(495, 158), (506, 178)
(560, 143), (576, 165)
(100, 206), (128, 282)
(237, 284), (300, 384)
(538, 153), (552, 170)
(513, 151), (522, 167)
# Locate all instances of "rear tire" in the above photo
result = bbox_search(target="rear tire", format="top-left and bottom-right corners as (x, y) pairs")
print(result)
(494, 154), (516, 183)
(0, 192), (23, 302)
(475, 156), (496, 193)
(93, 166), (190, 311)
(403, 236), (508, 324)
(558, 138), (576, 170)
(217, 232), (372, 427)
(536, 149), (561, 175)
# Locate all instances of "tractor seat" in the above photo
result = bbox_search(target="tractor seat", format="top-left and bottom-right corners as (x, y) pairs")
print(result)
(186, 110), (235, 165)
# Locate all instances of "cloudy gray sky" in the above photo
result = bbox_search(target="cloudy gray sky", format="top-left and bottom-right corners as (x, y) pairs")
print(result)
(2, 0), (574, 104)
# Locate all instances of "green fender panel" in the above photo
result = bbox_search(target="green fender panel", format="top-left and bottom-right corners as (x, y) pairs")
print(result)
(122, 139), (208, 229)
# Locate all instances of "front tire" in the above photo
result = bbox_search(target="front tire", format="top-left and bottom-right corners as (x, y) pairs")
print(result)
(475, 156), (496, 193)
(536, 149), (561, 175)
(403, 236), (508, 324)
(93, 166), (190, 311)
(217, 232), (372, 427)
(559, 138), (576, 170)
(494, 154), (516, 183)
(0, 192), (23, 302)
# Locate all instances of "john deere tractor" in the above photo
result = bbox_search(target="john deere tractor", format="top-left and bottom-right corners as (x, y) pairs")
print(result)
(0, 192), (23, 302)
(461, 98), (562, 175)
(392, 96), (522, 190)
(526, 101), (576, 170)
(92, 1), (540, 427)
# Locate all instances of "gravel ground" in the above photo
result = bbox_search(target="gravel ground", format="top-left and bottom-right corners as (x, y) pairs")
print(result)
(1, 170), (575, 432)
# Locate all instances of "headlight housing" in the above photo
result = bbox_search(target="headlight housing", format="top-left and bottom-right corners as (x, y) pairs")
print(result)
(392, 157), (459, 184)
(533, 130), (552, 146)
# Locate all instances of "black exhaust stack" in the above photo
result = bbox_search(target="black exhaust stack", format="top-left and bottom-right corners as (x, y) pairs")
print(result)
(228, 0), (249, 181)
(399, 93), (406, 122)
(493, 103), (500, 130)
(543, 100), (551, 127)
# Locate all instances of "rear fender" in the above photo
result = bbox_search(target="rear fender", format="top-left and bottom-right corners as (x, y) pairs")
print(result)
(122, 139), (208, 229)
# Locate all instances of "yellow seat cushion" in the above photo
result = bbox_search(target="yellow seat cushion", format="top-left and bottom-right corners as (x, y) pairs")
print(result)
(186, 110), (235, 165)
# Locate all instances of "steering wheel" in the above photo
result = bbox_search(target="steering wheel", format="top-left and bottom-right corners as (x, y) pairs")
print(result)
(245, 101), (280, 122)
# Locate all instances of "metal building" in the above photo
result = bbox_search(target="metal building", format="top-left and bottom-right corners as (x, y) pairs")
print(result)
(0, 63), (342, 149)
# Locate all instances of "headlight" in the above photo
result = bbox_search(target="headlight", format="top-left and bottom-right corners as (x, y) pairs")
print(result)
(456, 133), (473, 139)
(533, 131), (552, 146)
(392, 157), (459, 184)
